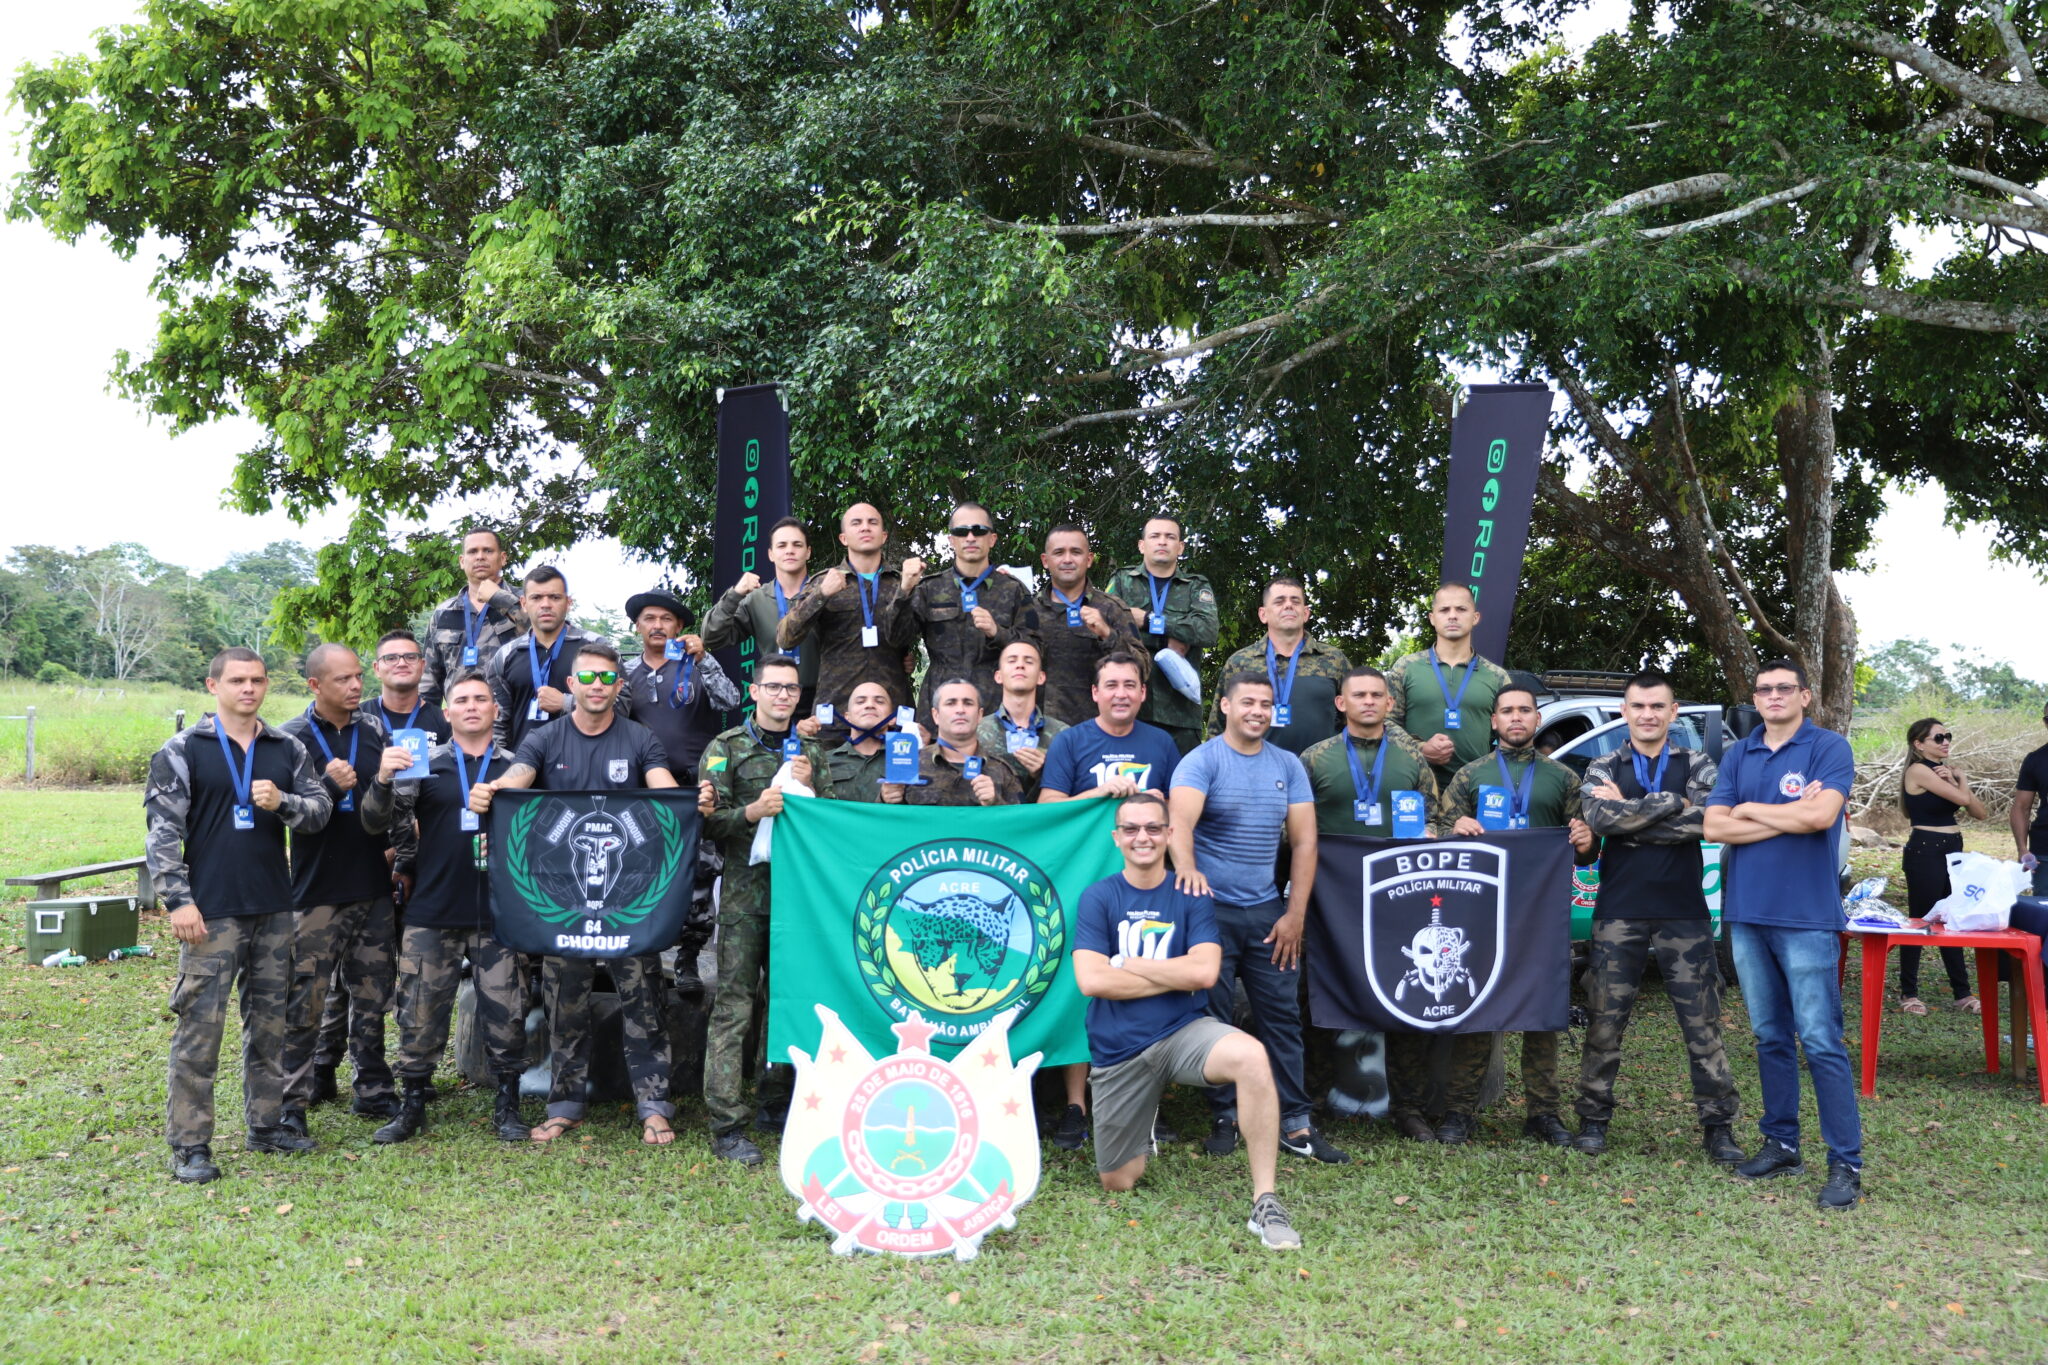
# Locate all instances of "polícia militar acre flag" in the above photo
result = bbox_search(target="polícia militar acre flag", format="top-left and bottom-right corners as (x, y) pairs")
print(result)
(1306, 829), (1574, 1034)
(489, 789), (701, 958)
(768, 798), (1123, 1067)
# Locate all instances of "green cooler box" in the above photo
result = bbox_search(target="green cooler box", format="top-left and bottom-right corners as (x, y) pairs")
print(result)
(24, 897), (140, 961)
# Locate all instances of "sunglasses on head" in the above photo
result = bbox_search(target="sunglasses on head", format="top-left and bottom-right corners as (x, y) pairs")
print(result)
(949, 523), (994, 538)
(573, 670), (619, 685)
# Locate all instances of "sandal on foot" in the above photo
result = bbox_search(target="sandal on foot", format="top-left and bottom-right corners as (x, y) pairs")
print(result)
(1955, 995), (1982, 1015)
(642, 1117), (676, 1147)
(530, 1116), (582, 1143)
(1901, 997), (1929, 1016)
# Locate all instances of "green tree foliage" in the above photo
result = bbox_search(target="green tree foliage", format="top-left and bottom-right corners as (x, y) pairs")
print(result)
(1859, 635), (2047, 710)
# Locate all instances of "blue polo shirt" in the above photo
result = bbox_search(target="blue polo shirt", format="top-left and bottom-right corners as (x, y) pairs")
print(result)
(1707, 719), (1854, 930)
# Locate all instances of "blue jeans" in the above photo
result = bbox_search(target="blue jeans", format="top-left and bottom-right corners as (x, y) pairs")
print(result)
(1205, 898), (1312, 1133)
(1729, 922), (1862, 1169)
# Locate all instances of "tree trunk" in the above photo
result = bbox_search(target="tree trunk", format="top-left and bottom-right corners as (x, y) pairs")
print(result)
(1776, 338), (1854, 731)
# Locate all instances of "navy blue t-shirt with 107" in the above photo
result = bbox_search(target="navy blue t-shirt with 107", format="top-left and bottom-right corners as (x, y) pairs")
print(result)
(1040, 718), (1183, 797)
(1074, 873), (1220, 1067)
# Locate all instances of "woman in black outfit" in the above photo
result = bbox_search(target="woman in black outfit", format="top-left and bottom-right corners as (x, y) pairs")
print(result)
(1898, 717), (1989, 1015)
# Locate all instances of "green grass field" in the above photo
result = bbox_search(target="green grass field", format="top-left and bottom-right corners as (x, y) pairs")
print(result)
(0, 682), (310, 787)
(0, 792), (2043, 1362)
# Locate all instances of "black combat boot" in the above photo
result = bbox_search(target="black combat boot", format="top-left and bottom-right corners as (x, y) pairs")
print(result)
(310, 1063), (339, 1106)
(1572, 1119), (1609, 1155)
(372, 1080), (431, 1144)
(1702, 1124), (1746, 1166)
(247, 1126), (317, 1154)
(1523, 1113), (1573, 1148)
(1435, 1111), (1477, 1146)
(492, 1077), (530, 1142)
(170, 1144), (220, 1184)
(351, 1092), (401, 1120)
(279, 1107), (309, 1138)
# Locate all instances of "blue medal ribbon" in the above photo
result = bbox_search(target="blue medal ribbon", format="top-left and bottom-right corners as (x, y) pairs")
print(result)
(957, 565), (993, 611)
(1345, 732), (1390, 823)
(854, 572), (881, 635)
(303, 706), (360, 811)
(526, 631), (566, 701)
(453, 741), (492, 830)
(1265, 639), (1303, 721)
(1051, 584), (1085, 629)
(1494, 750), (1537, 827)
(460, 594), (488, 664)
(773, 577), (806, 662)
(998, 709), (1043, 743)
(1427, 646), (1477, 730)
(667, 656), (697, 709)
(749, 721), (801, 762)
(378, 698), (422, 733)
(214, 719), (259, 828)
(1146, 573), (1171, 635)
(1631, 743), (1671, 796)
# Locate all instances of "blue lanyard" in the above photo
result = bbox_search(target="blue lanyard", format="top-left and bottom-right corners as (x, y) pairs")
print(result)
(1051, 584), (1084, 617)
(1345, 733), (1390, 813)
(846, 723), (890, 747)
(1631, 744), (1671, 795)
(958, 565), (993, 601)
(1427, 647), (1476, 718)
(213, 721), (257, 809)
(854, 572), (881, 632)
(303, 706), (359, 773)
(527, 631), (565, 694)
(460, 594), (488, 653)
(748, 722), (795, 756)
(453, 742), (493, 797)
(1265, 639), (1303, 710)
(378, 698), (421, 732)
(667, 656), (696, 709)
(1147, 573), (1172, 628)
(1494, 751), (1537, 824)
(998, 708), (1043, 739)
(772, 577), (805, 661)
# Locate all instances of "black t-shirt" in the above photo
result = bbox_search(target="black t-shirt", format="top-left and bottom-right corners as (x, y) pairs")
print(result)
(1597, 751), (1707, 919)
(180, 726), (305, 919)
(491, 629), (588, 752)
(281, 707), (394, 906)
(370, 695), (452, 745)
(406, 743), (510, 930)
(624, 656), (722, 778)
(514, 714), (671, 791)
(2017, 742), (2048, 854)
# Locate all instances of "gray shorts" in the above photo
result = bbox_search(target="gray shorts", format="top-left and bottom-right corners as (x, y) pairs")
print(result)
(1089, 1016), (1240, 1173)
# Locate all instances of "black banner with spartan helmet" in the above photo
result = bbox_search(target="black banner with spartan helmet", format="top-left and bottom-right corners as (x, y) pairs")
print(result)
(1305, 829), (1573, 1034)
(1438, 382), (1553, 663)
(487, 789), (701, 958)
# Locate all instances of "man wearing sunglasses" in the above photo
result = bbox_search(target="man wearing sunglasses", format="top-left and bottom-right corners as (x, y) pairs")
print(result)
(1106, 515), (1219, 757)
(1073, 790), (1301, 1250)
(370, 629), (451, 743)
(471, 641), (689, 1148)
(699, 654), (838, 1163)
(1705, 659), (1863, 1209)
(899, 501), (1031, 715)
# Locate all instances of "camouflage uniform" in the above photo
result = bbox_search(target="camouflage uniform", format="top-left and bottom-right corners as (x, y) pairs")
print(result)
(700, 722), (838, 1133)
(1385, 648), (1515, 790)
(420, 582), (527, 706)
(1018, 583), (1141, 726)
(1103, 564), (1219, 753)
(778, 561), (919, 732)
(1575, 747), (1739, 1127)
(146, 716), (332, 1147)
(543, 955), (675, 1121)
(1438, 743), (1584, 1119)
(1300, 725), (1443, 1126)
(825, 740), (888, 801)
(1204, 636), (1351, 755)
(279, 706), (400, 1113)
(975, 709), (1068, 801)
(899, 564), (1032, 713)
(904, 743), (1026, 806)
(703, 578), (822, 697)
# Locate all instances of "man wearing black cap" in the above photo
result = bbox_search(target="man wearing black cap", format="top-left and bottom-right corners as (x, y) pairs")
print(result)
(625, 588), (741, 990)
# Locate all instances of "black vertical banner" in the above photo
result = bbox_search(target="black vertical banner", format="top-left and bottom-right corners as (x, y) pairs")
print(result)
(1439, 383), (1553, 664)
(713, 383), (792, 719)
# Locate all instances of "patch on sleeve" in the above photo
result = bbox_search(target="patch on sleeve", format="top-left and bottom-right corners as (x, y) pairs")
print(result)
(705, 754), (728, 772)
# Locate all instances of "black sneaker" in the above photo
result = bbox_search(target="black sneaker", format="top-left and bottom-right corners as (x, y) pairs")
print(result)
(170, 1144), (219, 1184)
(278, 1107), (309, 1139)
(1280, 1127), (1350, 1164)
(1202, 1117), (1240, 1157)
(1572, 1119), (1608, 1155)
(711, 1131), (764, 1167)
(1817, 1161), (1863, 1209)
(246, 1126), (317, 1155)
(1734, 1136), (1805, 1181)
(1523, 1113), (1573, 1148)
(1152, 1117), (1180, 1145)
(1435, 1111), (1477, 1146)
(1702, 1124), (1746, 1166)
(1050, 1104), (1089, 1151)
(1246, 1192), (1302, 1250)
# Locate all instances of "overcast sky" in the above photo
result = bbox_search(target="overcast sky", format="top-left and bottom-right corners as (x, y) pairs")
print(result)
(4, 2), (2042, 676)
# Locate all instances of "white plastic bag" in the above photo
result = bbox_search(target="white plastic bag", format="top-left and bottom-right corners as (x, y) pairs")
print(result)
(1927, 852), (2027, 931)
(748, 760), (815, 866)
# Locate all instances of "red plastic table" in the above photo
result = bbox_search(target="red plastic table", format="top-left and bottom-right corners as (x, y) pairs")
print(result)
(1839, 923), (2047, 1104)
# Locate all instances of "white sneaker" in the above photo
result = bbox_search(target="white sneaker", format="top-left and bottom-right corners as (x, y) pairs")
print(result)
(1247, 1193), (1301, 1250)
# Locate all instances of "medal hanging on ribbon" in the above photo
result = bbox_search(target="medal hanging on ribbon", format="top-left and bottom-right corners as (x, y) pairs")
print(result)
(959, 565), (993, 613)
(1051, 585), (1083, 630)
(454, 742), (492, 832)
(963, 755), (983, 781)
(1391, 790), (1428, 838)
(1147, 574), (1170, 636)
(460, 595), (486, 669)
(1494, 751), (1536, 831)
(855, 573), (881, 649)
(664, 636), (685, 662)
(1428, 647), (1476, 732)
(1266, 639), (1302, 730)
(526, 631), (565, 723)
(216, 723), (259, 830)
(1632, 744), (1671, 797)
(305, 707), (359, 812)
(774, 578), (805, 663)
(1345, 733), (1389, 827)
(668, 656), (696, 710)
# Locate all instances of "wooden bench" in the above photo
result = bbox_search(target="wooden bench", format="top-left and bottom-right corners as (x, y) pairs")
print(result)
(6, 858), (157, 909)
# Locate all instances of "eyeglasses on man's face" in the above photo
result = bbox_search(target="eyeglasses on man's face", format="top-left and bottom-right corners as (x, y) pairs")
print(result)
(754, 682), (801, 696)
(376, 651), (423, 665)
(949, 524), (994, 538)
(572, 670), (619, 685)
(1114, 822), (1167, 837)
(1753, 682), (1802, 697)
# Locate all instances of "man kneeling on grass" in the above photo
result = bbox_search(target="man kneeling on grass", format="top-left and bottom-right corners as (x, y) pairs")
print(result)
(1070, 790), (1301, 1250)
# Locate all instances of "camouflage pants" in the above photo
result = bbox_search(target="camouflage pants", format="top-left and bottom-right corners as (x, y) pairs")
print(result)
(541, 954), (673, 1121)
(1385, 1031), (1434, 1122)
(678, 839), (722, 976)
(285, 896), (396, 1108)
(165, 911), (293, 1147)
(393, 925), (529, 1083)
(703, 909), (790, 1134)
(1575, 917), (1739, 1126)
(1446, 1031), (1563, 1116)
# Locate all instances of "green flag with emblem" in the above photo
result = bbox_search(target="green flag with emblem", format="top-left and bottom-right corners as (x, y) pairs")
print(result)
(769, 798), (1123, 1067)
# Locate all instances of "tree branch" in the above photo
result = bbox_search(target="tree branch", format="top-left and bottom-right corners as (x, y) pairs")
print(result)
(1028, 392), (1204, 442)
(1534, 466), (1676, 582)
(1503, 174), (1738, 251)
(1987, 0), (2040, 87)
(1942, 191), (2048, 235)
(1510, 179), (1825, 272)
(1727, 261), (2048, 331)
(1948, 162), (2048, 212)
(1056, 283), (1343, 384)
(987, 210), (1335, 237)
(1736, 0), (2048, 126)
(972, 113), (1268, 174)
(477, 361), (597, 390)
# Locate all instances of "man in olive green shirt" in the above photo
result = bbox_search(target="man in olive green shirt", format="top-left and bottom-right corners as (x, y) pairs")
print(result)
(702, 515), (823, 710)
(1434, 685), (1594, 1149)
(824, 680), (894, 802)
(1206, 576), (1349, 758)
(975, 638), (1067, 800)
(1105, 515), (1219, 755)
(1386, 583), (1515, 790)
